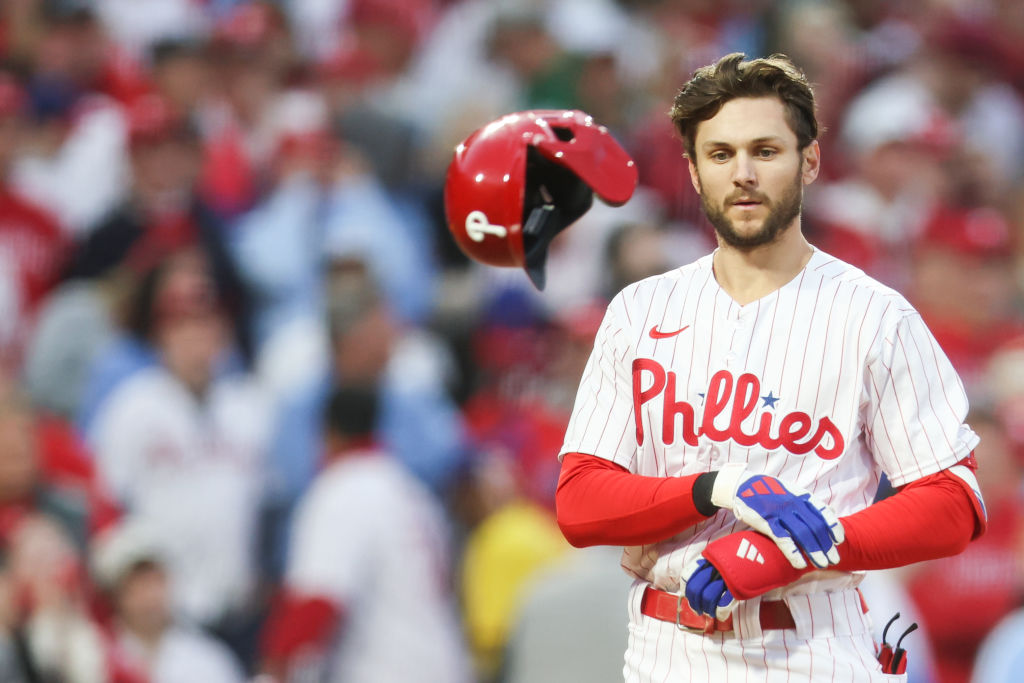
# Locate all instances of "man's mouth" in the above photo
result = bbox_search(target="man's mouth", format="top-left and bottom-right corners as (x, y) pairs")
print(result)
(732, 199), (763, 208)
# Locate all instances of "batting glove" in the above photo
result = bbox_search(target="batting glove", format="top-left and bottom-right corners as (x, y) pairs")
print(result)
(709, 464), (844, 569)
(700, 530), (809, 600)
(681, 557), (736, 621)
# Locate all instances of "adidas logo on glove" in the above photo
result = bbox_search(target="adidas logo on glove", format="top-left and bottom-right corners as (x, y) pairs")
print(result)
(736, 538), (765, 564)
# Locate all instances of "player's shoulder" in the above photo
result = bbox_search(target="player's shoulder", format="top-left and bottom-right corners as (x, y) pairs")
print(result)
(809, 248), (917, 319)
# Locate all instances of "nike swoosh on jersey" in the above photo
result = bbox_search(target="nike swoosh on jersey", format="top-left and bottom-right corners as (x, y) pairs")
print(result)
(649, 324), (690, 339)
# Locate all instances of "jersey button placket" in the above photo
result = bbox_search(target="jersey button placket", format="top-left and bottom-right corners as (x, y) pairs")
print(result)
(725, 306), (743, 368)
(729, 306), (755, 371)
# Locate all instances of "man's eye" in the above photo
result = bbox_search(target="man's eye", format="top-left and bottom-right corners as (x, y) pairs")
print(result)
(710, 151), (729, 162)
(757, 148), (777, 158)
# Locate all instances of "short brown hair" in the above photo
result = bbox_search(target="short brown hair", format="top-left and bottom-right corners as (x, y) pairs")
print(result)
(670, 53), (818, 160)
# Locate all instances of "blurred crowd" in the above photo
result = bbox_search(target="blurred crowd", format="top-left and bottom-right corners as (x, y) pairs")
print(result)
(0, 0), (1022, 681)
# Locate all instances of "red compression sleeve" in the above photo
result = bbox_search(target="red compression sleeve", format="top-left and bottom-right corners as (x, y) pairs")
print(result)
(704, 465), (984, 599)
(262, 591), (341, 662)
(555, 452), (711, 547)
(835, 466), (981, 570)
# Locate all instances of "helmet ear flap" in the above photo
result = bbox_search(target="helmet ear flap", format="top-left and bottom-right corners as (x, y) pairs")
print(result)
(521, 147), (594, 290)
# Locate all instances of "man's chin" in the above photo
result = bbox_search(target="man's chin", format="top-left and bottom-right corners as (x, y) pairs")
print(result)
(714, 223), (775, 249)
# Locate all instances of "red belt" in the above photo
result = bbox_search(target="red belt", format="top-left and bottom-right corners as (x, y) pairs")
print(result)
(640, 585), (796, 634)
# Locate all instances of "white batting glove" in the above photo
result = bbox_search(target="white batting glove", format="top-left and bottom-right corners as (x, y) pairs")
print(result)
(710, 464), (845, 570)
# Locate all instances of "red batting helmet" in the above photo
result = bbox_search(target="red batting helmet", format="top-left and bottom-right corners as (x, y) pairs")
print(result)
(444, 110), (638, 290)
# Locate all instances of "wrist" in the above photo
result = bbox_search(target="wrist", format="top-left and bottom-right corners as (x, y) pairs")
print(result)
(709, 463), (748, 508)
(692, 471), (719, 517)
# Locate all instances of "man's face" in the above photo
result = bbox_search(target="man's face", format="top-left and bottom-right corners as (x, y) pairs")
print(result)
(688, 97), (819, 249)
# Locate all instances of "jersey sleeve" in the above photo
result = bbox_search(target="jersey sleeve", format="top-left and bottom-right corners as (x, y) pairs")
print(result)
(559, 292), (637, 470)
(285, 471), (374, 604)
(862, 310), (979, 487)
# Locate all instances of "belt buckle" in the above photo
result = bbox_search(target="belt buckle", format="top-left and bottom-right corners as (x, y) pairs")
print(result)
(675, 592), (717, 635)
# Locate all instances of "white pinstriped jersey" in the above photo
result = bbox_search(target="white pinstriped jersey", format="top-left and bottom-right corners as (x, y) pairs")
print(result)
(560, 247), (979, 593)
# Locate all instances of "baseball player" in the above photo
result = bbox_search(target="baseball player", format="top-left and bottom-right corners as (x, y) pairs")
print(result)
(547, 53), (989, 681)
(261, 385), (471, 682)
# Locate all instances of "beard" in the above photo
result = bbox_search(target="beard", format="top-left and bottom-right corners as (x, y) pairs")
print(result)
(700, 168), (803, 249)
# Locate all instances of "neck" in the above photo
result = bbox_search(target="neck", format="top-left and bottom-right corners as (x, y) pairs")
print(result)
(123, 620), (167, 653)
(712, 222), (813, 305)
(325, 435), (377, 462)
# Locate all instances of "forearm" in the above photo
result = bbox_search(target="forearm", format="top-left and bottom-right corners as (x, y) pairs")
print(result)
(834, 471), (979, 570)
(555, 452), (716, 547)
(703, 468), (984, 600)
(261, 591), (341, 670)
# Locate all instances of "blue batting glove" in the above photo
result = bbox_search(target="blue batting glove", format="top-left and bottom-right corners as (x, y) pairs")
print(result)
(711, 464), (845, 569)
(682, 557), (735, 621)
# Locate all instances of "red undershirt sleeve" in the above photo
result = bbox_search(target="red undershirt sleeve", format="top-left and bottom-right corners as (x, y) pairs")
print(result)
(262, 591), (343, 667)
(706, 457), (987, 602)
(704, 469), (983, 601)
(558, 451), (985, 572)
(834, 464), (983, 570)
(555, 452), (711, 547)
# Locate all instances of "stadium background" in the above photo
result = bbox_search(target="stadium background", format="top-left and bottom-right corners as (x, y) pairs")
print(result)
(0, 0), (1022, 681)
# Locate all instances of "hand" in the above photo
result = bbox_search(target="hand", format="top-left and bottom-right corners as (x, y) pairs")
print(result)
(711, 464), (844, 569)
(700, 530), (809, 601)
(681, 557), (735, 621)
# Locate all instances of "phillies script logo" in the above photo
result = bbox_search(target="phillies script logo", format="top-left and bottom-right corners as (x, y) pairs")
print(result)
(632, 360), (844, 460)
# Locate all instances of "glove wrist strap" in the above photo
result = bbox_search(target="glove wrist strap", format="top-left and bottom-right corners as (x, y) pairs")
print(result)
(710, 463), (748, 509)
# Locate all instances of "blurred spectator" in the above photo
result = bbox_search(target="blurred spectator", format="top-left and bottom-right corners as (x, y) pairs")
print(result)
(320, 152), (438, 324)
(232, 85), (436, 327)
(149, 38), (212, 122)
(603, 221), (679, 300)
(86, 249), (272, 656)
(907, 205), (1022, 393)
(0, 548), (25, 681)
(397, 0), (519, 174)
(262, 384), (470, 682)
(535, 191), (713, 317)
(486, 6), (630, 119)
(807, 85), (951, 285)
(198, 1), (298, 219)
(906, 410), (1024, 683)
(39, 92), (254, 426)
(5, 514), (107, 683)
(248, 257), (461, 582)
(92, 520), (245, 683)
(326, 264), (464, 493)
(1, 3), (1023, 681)
(0, 71), (68, 371)
(0, 377), (116, 555)
(10, 6), (133, 236)
(971, 608), (1024, 683)
(66, 94), (242, 300)
(987, 336), (1024, 453)
(461, 288), (567, 510)
(95, 0), (209, 61)
(811, 15), (1024, 281)
(769, 1), (871, 155)
(503, 545), (631, 683)
(458, 453), (569, 681)
(230, 89), (337, 349)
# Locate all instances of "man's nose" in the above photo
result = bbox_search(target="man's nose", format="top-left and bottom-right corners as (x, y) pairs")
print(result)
(732, 153), (757, 187)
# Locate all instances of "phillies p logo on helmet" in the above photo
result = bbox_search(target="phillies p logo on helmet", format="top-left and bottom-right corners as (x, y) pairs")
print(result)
(443, 110), (638, 290)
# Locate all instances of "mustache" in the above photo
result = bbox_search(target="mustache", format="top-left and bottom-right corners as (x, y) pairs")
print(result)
(725, 191), (769, 204)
